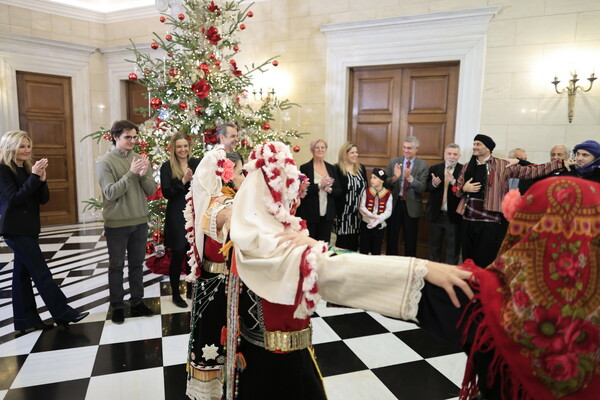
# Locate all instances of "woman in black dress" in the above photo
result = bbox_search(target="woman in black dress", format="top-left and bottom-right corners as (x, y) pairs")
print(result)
(160, 133), (200, 307)
(0, 130), (88, 335)
(334, 142), (367, 251)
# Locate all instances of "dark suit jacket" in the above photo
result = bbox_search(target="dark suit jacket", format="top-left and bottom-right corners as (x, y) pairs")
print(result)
(0, 163), (49, 237)
(297, 160), (341, 222)
(333, 163), (367, 219)
(385, 157), (429, 218)
(425, 162), (463, 224)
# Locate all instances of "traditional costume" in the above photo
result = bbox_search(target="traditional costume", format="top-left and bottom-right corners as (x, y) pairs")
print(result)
(358, 167), (392, 255)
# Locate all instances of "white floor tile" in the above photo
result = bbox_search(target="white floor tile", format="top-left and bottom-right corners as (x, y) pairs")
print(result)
(0, 254), (13, 263)
(344, 333), (422, 369)
(162, 333), (189, 366)
(100, 315), (162, 344)
(311, 317), (341, 344)
(39, 243), (64, 252)
(323, 370), (398, 400)
(367, 311), (419, 332)
(11, 346), (98, 388)
(66, 236), (102, 243)
(0, 331), (41, 357)
(85, 367), (165, 400)
(52, 250), (87, 258)
(315, 300), (363, 318)
(426, 352), (468, 388)
(0, 389), (7, 399)
(159, 295), (191, 314)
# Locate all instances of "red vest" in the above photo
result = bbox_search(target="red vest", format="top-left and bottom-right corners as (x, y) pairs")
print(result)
(365, 187), (391, 215)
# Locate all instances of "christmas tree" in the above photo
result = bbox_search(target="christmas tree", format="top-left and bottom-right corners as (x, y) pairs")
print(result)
(85, 0), (305, 248)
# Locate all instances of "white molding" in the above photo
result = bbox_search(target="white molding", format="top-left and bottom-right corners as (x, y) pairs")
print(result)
(320, 6), (500, 164)
(0, 35), (96, 222)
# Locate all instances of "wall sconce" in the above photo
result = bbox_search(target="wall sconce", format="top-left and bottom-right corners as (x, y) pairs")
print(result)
(551, 72), (596, 123)
(252, 88), (276, 103)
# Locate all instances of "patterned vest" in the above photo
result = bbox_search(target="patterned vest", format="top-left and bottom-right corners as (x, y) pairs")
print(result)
(365, 187), (391, 215)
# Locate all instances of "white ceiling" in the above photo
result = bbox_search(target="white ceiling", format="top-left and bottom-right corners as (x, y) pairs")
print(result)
(35, 0), (154, 13)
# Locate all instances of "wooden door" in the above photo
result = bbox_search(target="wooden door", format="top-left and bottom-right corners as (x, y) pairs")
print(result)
(127, 81), (148, 125)
(16, 71), (77, 226)
(348, 62), (459, 257)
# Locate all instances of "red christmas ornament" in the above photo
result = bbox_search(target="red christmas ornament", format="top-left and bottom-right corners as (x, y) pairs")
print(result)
(167, 52), (173, 57)
(168, 68), (178, 77)
(261, 123), (270, 130)
(128, 72), (138, 82)
(159, 16), (166, 23)
(194, 106), (204, 115)
(146, 241), (155, 255)
(272, 60), (279, 67)
(150, 97), (162, 109)
(151, 41), (159, 50)
(247, 11), (254, 17)
(209, 53), (216, 60)
(178, 13), (185, 20)
(240, 24), (246, 30)
(214, 60), (221, 67)
(152, 230), (164, 244)
(140, 151), (147, 157)
(233, 45), (239, 52)
(165, 34), (173, 41)
(178, 101), (187, 110)
(229, 59), (236, 65)
(145, 70), (151, 75)
(241, 139), (249, 147)
(293, 145), (300, 153)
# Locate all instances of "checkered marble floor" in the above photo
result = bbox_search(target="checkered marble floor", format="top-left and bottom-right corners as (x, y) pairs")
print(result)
(0, 222), (465, 400)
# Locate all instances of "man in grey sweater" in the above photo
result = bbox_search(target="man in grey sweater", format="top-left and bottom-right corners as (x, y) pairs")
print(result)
(97, 120), (157, 324)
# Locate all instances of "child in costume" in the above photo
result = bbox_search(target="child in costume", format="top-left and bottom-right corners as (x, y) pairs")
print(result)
(358, 167), (393, 255)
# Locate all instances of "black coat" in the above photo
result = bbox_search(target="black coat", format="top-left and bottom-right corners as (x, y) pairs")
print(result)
(160, 158), (200, 249)
(0, 163), (49, 237)
(564, 167), (600, 184)
(296, 160), (341, 223)
(425, 162), (463, 224)
(334, 163), (367, 219)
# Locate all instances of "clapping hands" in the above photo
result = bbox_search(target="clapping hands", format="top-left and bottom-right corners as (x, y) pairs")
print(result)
(130, 156), (150, 176)
(32, 158), (48, 181)
(319, 177), (334, 193)
(182, 168), (193, 185)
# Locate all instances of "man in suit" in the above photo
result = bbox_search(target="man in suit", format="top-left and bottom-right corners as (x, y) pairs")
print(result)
(385, 136), (428, 256)
(425, 144), (463, 264)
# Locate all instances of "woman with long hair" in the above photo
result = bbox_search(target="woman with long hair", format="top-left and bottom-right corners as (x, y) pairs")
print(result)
(0, 130), (88, 335)
(160, 133), (201, 307)
(333, 142), (367, 251)
(296, 139), (340, 241)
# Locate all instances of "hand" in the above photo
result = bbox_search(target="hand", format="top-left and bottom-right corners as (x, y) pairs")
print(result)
(402, 167), (412, 180)
(564, 158), (576, 172)
(444, 169), (456, 185)
(393, 163), (401, 181)
(31, 158), (48, 176)
(275, 231), (318, 250)
(431, 173), (441, 187)
(182, 168), (193, 184)
(503, 158), (519, 167)
(130, 158), (144, 174)
(424, 261), (474, 308)
(137, 156), (150, 176)
(462, 178), (481, 193)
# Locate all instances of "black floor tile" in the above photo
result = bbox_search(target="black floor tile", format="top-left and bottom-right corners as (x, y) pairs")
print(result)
(0, 247), (13, 253)
(60, 242), (98, 250)
(71, 228), (104, 236)
(4, 378), (89, 400)
(43, 252), (57, 260)
(0, 289), (12, 299)
(65, 270), (95, 278)
(96, 261), (110, 268)
(31, 321), (104, 353)
(321, 312), (388, 339)
(0, 354), (28, 390)
(164, 363), (189, 400)
(313, 341), (367, 377)
(161, 312), (191, 337)
(395, 329), (463, 358)
(373, 360), (459, 400)
(92, 338), (163, 376)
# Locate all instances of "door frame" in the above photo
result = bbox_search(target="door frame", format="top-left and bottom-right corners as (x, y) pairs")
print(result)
(321, 6), (501, 165)
(0, 33), (96, 223)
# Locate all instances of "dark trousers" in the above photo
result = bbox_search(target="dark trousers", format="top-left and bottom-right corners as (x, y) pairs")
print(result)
(307, 217), (333, 242)
(428, 213), (461, 265)
(386, 199), (419, 256)
(104, 223), (148, 309)
(4, 235), (77, 329)
(335, 233), (359, 252)
(359, 222), (385, 255)
(169, 246), (188, 296)
(461, 219), (508, 268)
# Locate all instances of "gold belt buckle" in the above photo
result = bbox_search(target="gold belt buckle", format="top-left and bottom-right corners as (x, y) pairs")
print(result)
(203, 260), (227, 274)
(263, 324), (312, 352)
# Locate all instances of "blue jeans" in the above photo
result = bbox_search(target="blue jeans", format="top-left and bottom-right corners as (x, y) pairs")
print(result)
(4, 235), (77, 330)
(104, 223), (147, 309)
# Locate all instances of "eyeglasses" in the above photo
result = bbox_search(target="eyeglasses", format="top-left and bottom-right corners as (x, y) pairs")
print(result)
(123, 135), (138, 141)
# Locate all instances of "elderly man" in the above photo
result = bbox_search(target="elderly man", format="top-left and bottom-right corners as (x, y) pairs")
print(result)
(550, 144), (569, 161)
(455, 134), (564, 268)
(385, 136), (428, 256)
(425, 144), (463, 265)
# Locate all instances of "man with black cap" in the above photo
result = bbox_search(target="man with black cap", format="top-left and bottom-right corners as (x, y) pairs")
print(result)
(455, 134), (564, 268)
(425, 143), (463, 265)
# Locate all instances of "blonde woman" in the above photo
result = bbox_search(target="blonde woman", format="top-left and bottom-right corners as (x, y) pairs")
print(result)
(0, 130), (88, 335)
(160, 133), (201, 307)
(333, 142), (367, 251)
